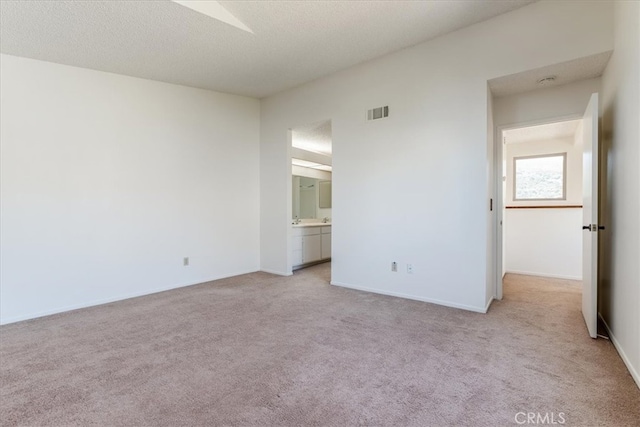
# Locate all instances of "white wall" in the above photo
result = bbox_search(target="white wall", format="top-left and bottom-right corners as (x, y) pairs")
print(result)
(505, 137), (583, 207)
(505, 209), (583, 280)
(504, 136), (583, 280)
(0, 54), (261, 324)
(486, 85), (496, 305)
(260, 1), (614, 311)
(600, 1), (640, 387)
(493, 77), (602, 128)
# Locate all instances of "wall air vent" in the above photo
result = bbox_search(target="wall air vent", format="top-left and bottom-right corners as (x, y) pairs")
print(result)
(367, 106), (389, 121)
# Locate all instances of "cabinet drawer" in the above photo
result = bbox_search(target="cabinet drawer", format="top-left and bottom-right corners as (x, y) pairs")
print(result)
(300, 227), (321, 236)
(321, 226), (332, 234)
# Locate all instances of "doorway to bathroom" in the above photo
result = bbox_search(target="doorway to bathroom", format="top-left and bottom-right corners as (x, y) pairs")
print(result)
(290, 120), (333, 272)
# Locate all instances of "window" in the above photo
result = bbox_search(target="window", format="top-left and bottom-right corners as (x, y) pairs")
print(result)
(513, 153), (566, 201)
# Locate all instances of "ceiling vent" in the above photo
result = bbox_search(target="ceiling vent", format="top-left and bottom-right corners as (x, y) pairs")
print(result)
(367, 106), (389, 121)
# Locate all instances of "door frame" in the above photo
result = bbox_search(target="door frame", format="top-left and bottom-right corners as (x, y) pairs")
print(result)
(493, 113), (583, 300)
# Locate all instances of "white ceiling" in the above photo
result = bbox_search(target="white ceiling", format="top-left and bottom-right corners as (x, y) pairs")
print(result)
(489, 51), (612, 98)
(504, 119), (582, 144)
(1, 0), (536, 98)
(292, 120), (332, 156)
(172, 1), (253, 33)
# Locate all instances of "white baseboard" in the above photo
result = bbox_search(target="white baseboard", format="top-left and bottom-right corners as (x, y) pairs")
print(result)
(0, 269), (258, 325)
(505, 270), (581, 281)
(598, 313), (640, 389)
(485, 297), (495, 312)
(260, 269), (292, 276)
(330, 280), (488, 313)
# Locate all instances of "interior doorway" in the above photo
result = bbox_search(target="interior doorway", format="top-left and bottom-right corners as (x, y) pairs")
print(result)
(495, 116), (584, 299)
(493, 92), (601, 339)
(289, 120), (333, 273)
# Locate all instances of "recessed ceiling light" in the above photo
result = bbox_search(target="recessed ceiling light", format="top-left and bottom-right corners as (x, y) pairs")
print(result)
(537, 76), (557, 86)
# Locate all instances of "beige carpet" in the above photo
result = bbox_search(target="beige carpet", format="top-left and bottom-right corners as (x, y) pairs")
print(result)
(1, 265), (638, 426)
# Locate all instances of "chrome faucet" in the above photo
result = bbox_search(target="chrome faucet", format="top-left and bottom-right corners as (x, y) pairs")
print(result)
(322, 217), (330, 223)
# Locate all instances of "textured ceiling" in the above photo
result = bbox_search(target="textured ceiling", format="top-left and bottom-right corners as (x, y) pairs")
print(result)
(489, 52), (612, 98)
(1, 0), (536, 98)
(504, 119), (581, 145)
(292, 120), (332, 155)
(172, 1), (253, 33)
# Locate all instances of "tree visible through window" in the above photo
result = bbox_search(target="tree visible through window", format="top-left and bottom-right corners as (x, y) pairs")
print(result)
(514, 153), (566, 200)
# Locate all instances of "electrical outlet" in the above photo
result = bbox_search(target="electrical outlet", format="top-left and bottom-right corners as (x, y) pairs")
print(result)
(391, 262), (397, 272)
(183, 257), (189, 266)
(407, 264), (413, 274)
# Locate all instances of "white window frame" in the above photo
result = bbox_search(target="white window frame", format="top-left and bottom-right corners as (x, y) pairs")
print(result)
(513, 152), (567, 201)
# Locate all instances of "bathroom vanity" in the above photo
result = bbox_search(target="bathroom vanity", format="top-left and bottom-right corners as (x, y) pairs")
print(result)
(292, 223), (331, 270)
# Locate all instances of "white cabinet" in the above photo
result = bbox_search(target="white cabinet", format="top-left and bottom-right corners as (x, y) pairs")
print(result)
(292, 225), (331, 269)
(321, 227), (331, 259)
(303, 234), (322, 263)
(292, 235), (303, 266)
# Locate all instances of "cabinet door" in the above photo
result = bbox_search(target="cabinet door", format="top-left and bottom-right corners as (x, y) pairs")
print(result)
(292, 236), (303, 252)
(303, 235), (322, 263)
(292, 250), (303, 266)
(292, 236), (304, 267)
(321, 233), (331, 259)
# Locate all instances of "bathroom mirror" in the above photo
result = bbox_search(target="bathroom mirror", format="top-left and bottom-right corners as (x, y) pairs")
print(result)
(319, 181), (332, 208)
(292, 176), (332, 219)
